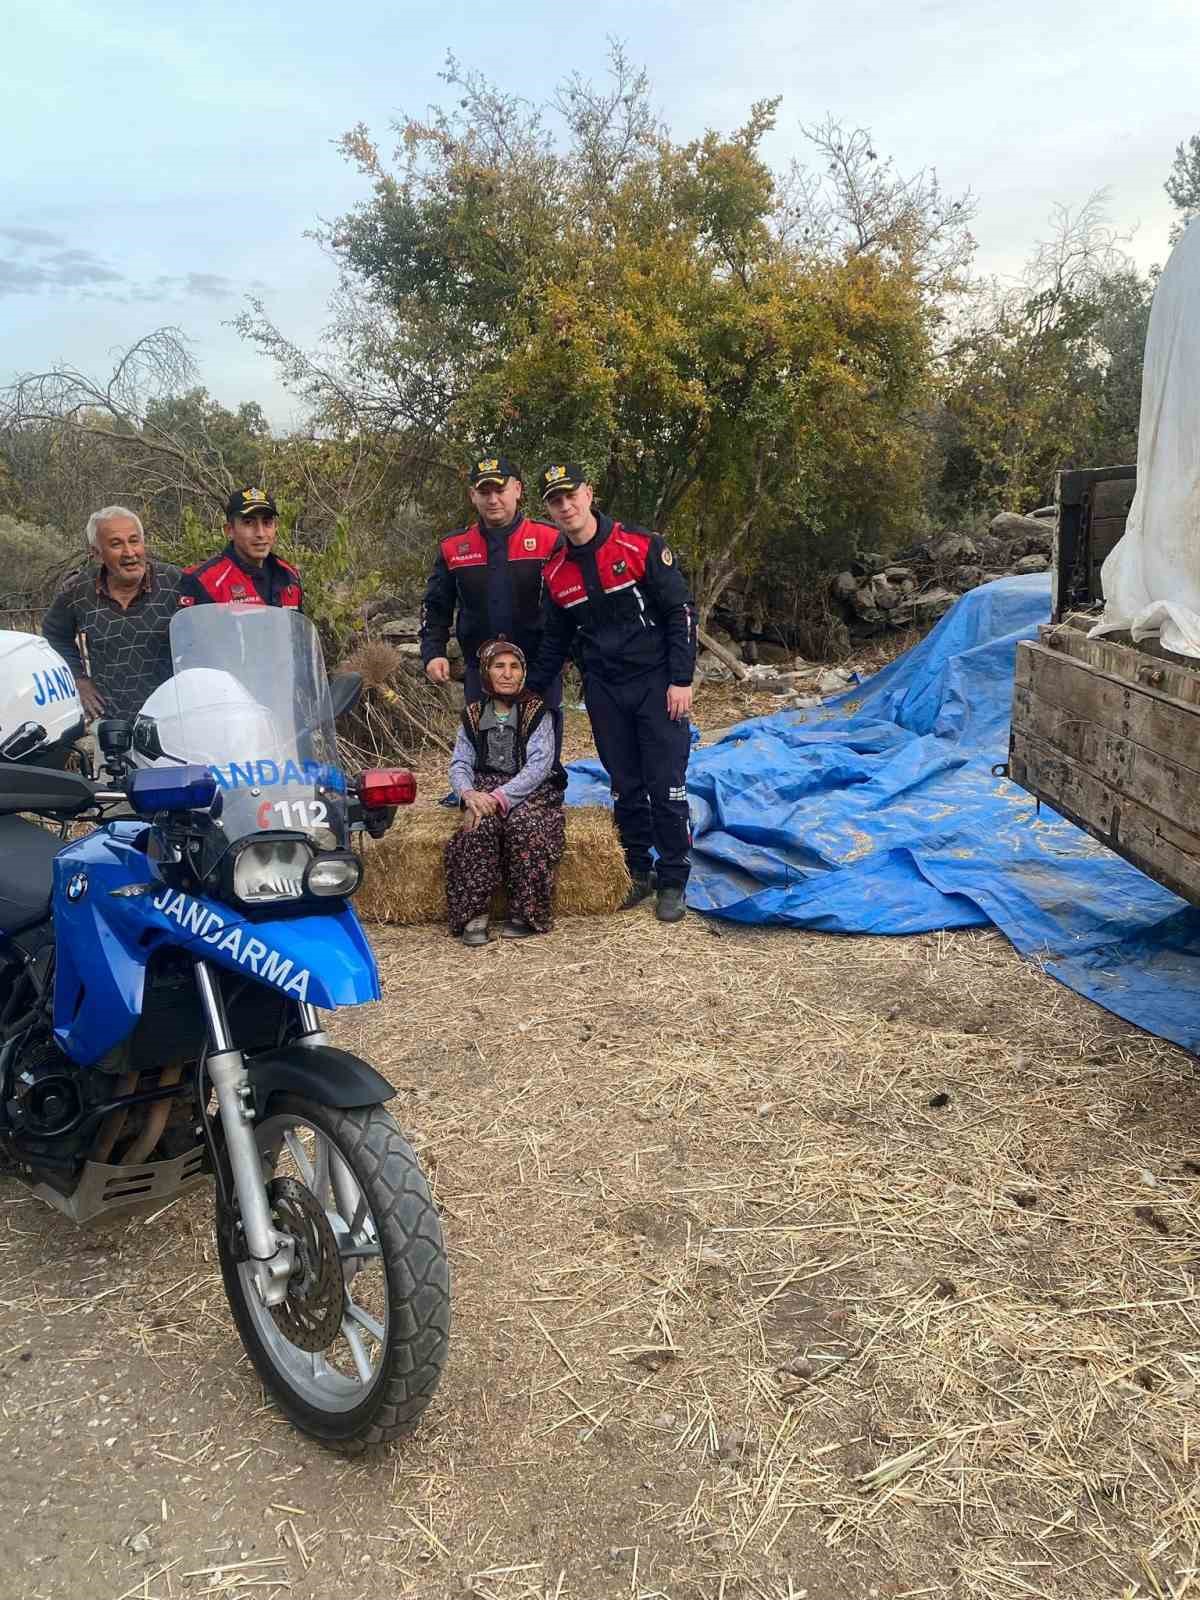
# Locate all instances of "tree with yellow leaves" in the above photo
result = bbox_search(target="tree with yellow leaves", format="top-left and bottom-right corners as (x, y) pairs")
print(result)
(240, 47), (973, 627)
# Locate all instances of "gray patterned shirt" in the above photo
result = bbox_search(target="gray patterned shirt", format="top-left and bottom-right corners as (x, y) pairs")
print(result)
(43, 561), (186, 720)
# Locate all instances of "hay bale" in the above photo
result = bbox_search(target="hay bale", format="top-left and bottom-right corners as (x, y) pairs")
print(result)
(355, 804), (630, 924)
(553, 806), (632, 916)
(355, 807), (457, 925)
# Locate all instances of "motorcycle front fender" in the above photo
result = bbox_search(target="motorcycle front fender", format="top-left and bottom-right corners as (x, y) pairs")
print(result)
(142, 884), (382, 1009)
(247, 1044), (396, 1114)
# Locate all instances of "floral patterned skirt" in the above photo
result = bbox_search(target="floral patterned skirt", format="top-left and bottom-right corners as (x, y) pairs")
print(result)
(444, 774), (566, 935)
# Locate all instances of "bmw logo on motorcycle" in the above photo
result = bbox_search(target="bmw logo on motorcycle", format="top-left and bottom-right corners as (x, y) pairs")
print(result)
(65, 872), (88, 902)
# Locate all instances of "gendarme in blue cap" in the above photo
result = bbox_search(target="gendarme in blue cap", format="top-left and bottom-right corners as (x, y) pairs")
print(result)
(468, 455), (521, 488)
(538, 462), (586, 501)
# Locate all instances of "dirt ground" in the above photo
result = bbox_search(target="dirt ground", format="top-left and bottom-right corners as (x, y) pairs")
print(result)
(5, 685), (1200, 1600)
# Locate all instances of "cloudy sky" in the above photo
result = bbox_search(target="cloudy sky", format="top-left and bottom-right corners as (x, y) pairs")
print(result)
(3, 0), (1196, 426)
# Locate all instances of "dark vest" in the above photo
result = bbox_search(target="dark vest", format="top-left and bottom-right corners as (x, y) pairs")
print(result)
(460, 696), (565, 789)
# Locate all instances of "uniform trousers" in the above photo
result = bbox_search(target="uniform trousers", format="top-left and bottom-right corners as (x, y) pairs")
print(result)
(584, 670), (691, 888)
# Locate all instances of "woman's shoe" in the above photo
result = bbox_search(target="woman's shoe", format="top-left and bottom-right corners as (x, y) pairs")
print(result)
(500, 918), (538, 938)
(461, 915), (491, 946)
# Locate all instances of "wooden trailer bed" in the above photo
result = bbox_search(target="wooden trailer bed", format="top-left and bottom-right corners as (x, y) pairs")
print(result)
(1010, 618), (1200, 906)
(1005, 459), (1200, 904)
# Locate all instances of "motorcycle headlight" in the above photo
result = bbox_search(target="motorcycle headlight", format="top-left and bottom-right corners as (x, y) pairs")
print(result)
(303, 852), (362, 898)
(232, 839), (312, 904)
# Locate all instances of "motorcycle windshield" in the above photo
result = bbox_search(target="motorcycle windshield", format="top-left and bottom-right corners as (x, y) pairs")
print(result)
(161, 607), (348, 848)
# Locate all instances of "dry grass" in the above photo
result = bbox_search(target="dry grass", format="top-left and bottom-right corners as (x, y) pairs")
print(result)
(7, 666), (1200, 1599)
(4, 914), (1200, 1598)
(332, 916), (1200, 1600)
(354, 803), (631, 925)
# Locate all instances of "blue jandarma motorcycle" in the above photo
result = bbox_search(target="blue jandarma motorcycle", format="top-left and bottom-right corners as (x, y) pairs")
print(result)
(0, 606), (449, 1452)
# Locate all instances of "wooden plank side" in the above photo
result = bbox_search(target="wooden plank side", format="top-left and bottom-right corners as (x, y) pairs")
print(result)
(1016, 643), (1200, 772)
(1047, 627), (1161, 688)
(1090, 515), (1127, 568)
(1040, 624), (1200, 706)
(1052, 465), (1135, 616)
(1057, 466), (1136, 505)
(1012, 686), (1133, 788)
(1010, 729), (1200, 907)
(1012, 684), (1200, 839)
(1092, 478), (1136, 518)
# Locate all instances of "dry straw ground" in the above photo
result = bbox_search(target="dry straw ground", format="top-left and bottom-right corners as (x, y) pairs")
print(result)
(3, 679), (1199, 1600)
(5, 909), (1200, 1600)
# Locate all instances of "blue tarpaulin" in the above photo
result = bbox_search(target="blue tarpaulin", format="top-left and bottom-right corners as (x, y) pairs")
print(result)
(566, 574), (1200, 1051)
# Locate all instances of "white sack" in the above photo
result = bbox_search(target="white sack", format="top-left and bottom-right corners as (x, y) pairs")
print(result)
(1092, 218), (1200, 655)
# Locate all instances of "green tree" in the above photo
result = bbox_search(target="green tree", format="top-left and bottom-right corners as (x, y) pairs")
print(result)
(240, 48), (972, 627)
(1089, 267), (1152, 465)
(143, 388), (269, 484)
(1165, 133), (1200, 241)
(938, 195), (1148, 509)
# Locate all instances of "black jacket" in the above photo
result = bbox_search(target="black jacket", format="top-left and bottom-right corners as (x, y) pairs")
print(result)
(419, 515), (560, 673)
(529, 515), (697, 692)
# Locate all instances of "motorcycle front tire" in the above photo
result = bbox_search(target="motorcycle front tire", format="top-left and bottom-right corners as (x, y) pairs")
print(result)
(217, 1094), (450, 1454)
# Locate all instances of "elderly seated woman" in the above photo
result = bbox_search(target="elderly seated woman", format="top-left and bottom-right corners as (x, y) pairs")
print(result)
(444, 639), (567, 946)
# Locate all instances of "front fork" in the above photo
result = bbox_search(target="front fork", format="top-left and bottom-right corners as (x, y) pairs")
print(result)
(195, 960), (310, 1307)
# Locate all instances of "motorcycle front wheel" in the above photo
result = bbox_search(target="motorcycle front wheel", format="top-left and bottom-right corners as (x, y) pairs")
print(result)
(217, 1095), (450, 1453)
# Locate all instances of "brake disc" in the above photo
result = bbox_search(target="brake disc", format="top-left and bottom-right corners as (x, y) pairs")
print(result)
(266, 1176), (345, 1352)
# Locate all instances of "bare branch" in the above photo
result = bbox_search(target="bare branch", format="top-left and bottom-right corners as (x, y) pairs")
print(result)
(787, 116), (976, 294)
(0, 329), (231, 511)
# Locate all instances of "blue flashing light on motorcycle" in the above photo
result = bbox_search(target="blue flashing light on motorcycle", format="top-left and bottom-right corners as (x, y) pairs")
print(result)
(0, 608), (450, 1454)
(127, 764), (219, 815)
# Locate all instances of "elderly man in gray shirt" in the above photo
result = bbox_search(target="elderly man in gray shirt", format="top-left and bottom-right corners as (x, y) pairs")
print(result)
(42, 505), (185, 723)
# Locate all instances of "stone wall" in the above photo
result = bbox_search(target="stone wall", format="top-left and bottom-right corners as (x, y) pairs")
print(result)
(829, 510), (1054, 635)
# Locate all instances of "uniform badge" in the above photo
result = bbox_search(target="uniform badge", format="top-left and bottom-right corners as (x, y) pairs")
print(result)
(457, 540), (472, 555)
(661, 547), (675, 566)
(178, 595), (195, 607)
(523, 537), (537, 551)
(231, 584), (247, 599)
(612, 559), (627, 575)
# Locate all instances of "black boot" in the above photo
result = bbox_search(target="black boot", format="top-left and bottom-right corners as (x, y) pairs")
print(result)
(620, 874), (654, 910)
(655, 885), (686, 923)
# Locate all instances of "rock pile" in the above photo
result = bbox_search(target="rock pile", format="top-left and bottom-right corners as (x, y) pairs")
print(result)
(829, 510), (1054, 636)
(366, 611), (464, 672)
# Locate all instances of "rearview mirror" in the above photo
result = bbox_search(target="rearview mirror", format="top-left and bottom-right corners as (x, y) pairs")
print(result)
(330, 672), (364, 720)
(96, 718), (134, 758)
